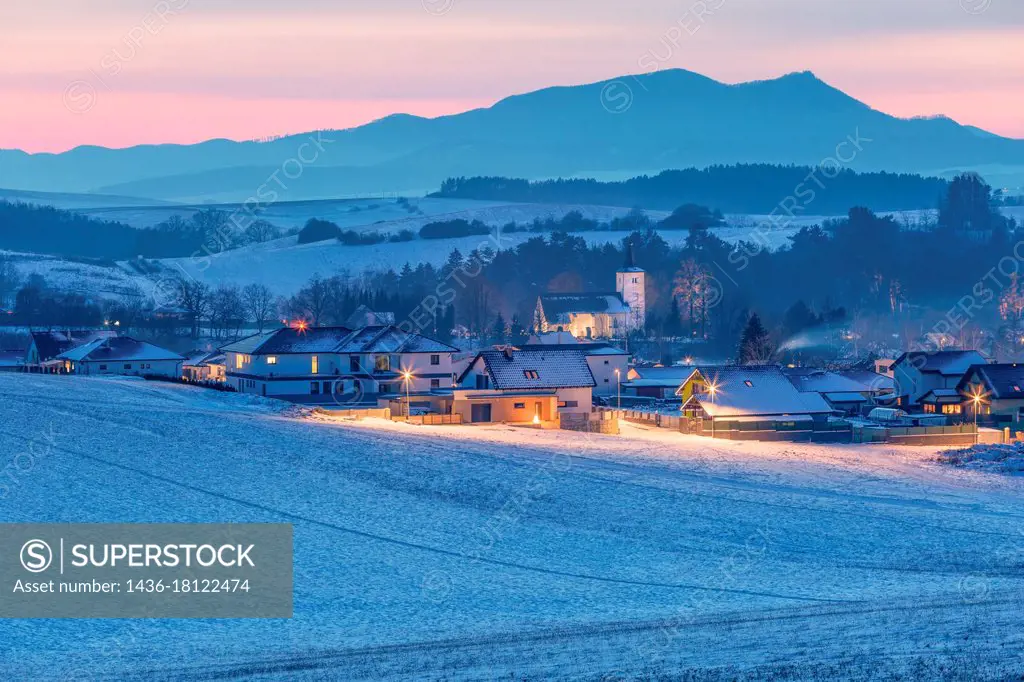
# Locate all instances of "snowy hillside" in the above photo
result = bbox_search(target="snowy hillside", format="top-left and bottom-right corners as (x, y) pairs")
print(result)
(2, 375), (1024, 679)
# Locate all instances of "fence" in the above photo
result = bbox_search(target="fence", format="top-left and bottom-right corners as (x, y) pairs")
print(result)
(317, 407), (392, 420)
(560, 411), (620, 434)
(398, 414), (464, 426)
(852, 423), (979, 446)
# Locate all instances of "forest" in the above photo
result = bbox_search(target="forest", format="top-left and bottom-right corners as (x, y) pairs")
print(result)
(434, 164), (954, 214)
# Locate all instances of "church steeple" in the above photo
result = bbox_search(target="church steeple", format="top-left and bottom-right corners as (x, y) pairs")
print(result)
(624, 238), (637, 269)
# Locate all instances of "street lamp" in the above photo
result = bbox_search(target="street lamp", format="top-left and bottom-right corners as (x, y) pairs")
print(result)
(969, 386), (987, 441)
(707, 381), (719, 439)
(402, 370), (414, 418)
(614, 368), (621, 412)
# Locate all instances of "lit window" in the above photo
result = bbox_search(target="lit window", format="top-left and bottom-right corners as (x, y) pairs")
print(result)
(923, 404), (936, 413)
(375, 355), (391, 372)
(523, 370), (539, 380)
(311, 355), (319, 374)
(235, 354), (243, 369)
(267, 356), (278, 365)
(1014, 385), (1022, 392)
(942, 404), (962, 415)
(744, 380), (753, 387)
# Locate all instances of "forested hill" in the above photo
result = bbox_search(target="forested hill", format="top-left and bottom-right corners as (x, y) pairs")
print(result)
(433, 165), (950, 214)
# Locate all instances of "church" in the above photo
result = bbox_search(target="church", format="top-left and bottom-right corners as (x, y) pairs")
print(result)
(533, 243), (646, 340)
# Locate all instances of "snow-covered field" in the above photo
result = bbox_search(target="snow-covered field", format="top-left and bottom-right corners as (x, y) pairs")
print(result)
(2, 374), (1024, 680)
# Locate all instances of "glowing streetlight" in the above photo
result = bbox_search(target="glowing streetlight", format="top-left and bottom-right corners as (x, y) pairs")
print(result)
(968, 385), (987, 440)
(707, 380), (720, 439)
(402, 370), (414, 418)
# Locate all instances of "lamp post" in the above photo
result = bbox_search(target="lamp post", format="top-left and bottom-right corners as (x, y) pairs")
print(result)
(402, 370), (413, 418)
(970, 386), (985, 443)
(708, 382), (718, 439)
(614, 368), (621, 413)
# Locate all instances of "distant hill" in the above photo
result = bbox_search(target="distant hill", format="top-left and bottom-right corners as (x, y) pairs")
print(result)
(432, 166), (951, 214)
(2, 69), (1023, 202)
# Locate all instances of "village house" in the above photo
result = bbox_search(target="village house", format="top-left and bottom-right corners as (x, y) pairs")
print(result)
(534, 242), (645, 339)
(453, 347), (595, 424)
(891, 350), (987, 412)
(182, 350), (227, 383)
(677, 365), (834, 435)
(957, 363), (1024, 423)
(519, 333), (628, 396)
(221, 325), (457, 403)
(57, 336), (184, 378)
(783, 367), (896, 415)
(25, 329), (117, 373)
(623, 366), (695, 400)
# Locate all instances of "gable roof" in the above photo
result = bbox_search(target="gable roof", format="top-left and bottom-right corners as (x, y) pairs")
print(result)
(459, 348), (596, 390)
(183, 350), (226, 367)
(220, 325), (457, 356)
(958, 363), (1024, 400)
(539, 293), (629, 317)
(628, 366), (695, 386)
(679, 365), (833, 418)
(892, 350), (987, 375)
(29, 330), (116, 362)
(58, 336), (184, 363)
(784, 368), (867, 394)
(516, 341), (628, 357)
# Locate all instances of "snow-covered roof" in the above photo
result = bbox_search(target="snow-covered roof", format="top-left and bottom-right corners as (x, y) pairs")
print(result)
(221, 325), (457, 356)
(58, 336), (184, 363)
(958, 364), (1024, 400)
(183, 350), (226, 367)
(461, 348), (596, 390)
(681, 366), (833, 418)
(837, 369), (896, 393)
(527, 331), (578, 345)
(628, 366), (695, 386)
(539, 293), (629, 317)
(784, 368), (870, 394)
(823, 391), (869, 403)
(921, 388), (962, 403)
(29, 329), (116, 362)
(893, 350), (986, 376)
(516, 341), (627, 357)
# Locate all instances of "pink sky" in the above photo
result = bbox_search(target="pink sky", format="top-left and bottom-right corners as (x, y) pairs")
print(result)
(1, 0), (1021, 153)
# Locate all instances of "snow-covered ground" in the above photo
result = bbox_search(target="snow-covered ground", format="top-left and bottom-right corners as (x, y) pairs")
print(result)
(2, 374), (1024, 680)
(940, 442), (1024, 475)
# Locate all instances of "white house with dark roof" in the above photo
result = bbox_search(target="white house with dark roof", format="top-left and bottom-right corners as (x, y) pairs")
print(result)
(534, 241), (646, 339)
(453, 347), (595, 424)
(25, 329), (117, 372)
(221, 325), (458, 403)
(57, 336), (184, 378)
(519, 334), (628, 396)
(891, 350), (987, 409)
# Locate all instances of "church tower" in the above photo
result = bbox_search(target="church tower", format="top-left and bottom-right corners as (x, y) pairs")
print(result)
(616, 239), (646, 331)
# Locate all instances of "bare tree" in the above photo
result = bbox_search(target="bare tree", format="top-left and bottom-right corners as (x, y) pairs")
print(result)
(289, 274), (332, 326)
(242, 283), (275, 333)
(209, 285), (245, 339)
(244, 220), (279, 244)
(177, 278), (212, 338)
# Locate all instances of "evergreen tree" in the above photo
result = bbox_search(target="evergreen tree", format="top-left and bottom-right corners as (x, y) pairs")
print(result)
(738, 312), (774, 365)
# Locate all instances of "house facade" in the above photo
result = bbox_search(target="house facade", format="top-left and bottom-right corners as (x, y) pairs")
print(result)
(957, 363), (1024, 422)
(891, 350), (986, 409)
(183, 350), (227, 383)
(57, 336), (184, 378)
(534, 242), (646, 339)
(453, 347), (595, 424)
(518, 336), (628, 396)
(221, 325), (458, 403)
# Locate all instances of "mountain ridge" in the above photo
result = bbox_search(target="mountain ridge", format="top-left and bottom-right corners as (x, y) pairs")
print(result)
(2, 69), (1021, 201)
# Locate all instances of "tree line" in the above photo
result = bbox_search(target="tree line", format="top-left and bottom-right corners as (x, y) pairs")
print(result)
(433, 165), (952, 214)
